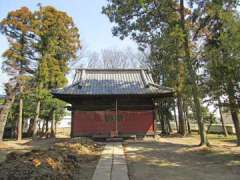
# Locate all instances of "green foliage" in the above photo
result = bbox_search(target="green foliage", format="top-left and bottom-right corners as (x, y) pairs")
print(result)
(103, 1), (240, 144)
(203, 107), (216, 123)
(158, 98), (174, 121)
(39, 92), (66, 123)
(0, 99), (4, 105)
(102, 0), (178, 48)
(103, 0), (240, 114)
(201, 1), (240, 103)
(0, 7), (35, 76)
(1, 6), (81, 135)
(7, 88), (66, 126)
(33, 6), (81, 89)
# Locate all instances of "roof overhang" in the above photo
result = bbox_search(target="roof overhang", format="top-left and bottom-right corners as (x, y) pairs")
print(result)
(52, 91), (174, 103)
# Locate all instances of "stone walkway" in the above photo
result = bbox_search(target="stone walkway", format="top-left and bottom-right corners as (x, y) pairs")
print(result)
(92, 142), (129, 180)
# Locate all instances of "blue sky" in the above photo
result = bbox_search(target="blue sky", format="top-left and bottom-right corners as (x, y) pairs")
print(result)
(0, 0), (137, 93)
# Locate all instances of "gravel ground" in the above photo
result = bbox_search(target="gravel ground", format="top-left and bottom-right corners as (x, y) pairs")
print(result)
(124, 134), (240, 180)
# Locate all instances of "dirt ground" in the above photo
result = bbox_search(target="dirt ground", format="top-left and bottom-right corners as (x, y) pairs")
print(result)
(124, 133), (240, 180)
(0, 137), (103, 180)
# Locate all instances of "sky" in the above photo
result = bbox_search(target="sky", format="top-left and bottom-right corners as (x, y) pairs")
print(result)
(0, 0), (138, 94)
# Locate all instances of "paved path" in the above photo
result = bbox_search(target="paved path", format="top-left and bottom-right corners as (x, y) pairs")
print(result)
(92, 142), (129, 180)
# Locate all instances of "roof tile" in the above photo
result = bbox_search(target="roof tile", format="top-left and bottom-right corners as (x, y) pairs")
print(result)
(52, 69), (173, 96)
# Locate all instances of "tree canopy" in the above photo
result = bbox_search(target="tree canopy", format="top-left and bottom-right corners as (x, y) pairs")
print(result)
(103, 0), (240, 145)
(0, 5), (81, 140)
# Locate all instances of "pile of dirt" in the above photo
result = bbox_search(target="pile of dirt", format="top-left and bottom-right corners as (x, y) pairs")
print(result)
(0, 139), (103, 180)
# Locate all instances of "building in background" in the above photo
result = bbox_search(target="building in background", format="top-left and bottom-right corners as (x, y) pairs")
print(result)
(53, 69), (173, 138)
(57, 110), (71, 128)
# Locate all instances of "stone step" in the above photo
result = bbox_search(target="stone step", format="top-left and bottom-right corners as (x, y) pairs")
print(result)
(106, 137), (124, 142)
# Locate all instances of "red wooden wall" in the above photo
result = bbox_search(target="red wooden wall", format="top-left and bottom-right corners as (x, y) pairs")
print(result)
(72, 110), (154, 136)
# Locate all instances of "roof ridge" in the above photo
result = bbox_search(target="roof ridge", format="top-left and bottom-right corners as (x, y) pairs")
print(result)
(75, 68), (149, 71)
(140, 69), (150, 88)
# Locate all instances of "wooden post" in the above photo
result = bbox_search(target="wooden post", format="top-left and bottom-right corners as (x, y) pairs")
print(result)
(154, 101), (158, 138)
(71, 110), (74, 138)
(115, 99), (118, 136)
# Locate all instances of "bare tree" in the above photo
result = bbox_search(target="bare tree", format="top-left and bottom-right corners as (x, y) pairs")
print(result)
(87, 52), (101, 68)
(101, 49), (129, 68)
(85, 48), (143, 69)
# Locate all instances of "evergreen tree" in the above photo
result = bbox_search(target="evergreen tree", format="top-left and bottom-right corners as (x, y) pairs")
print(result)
(102, 0), (209, 144)
(31, 6), (80, 138)
(0, 7), (35, 141)
(103, 0), (189, 136)
(201, 1), (240, 145)
(0, 6), (80, 140)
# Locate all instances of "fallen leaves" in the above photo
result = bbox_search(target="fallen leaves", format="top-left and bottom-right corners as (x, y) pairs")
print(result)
(32, 158), (41, 167)
(0, 138), (103, 180)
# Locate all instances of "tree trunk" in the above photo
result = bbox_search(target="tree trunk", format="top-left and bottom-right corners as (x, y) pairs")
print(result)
(173, 103), (179, 132)
(158, 109), (166, 135)
(230, 110), (240, 146)
(218, 99), (228, 136)
(38, 120), (44, 137)
(51, 109), (56, 138)
(164, 114), (169, 135)
(179, 0), (208, 146)
(32, 100), (41, 140)
(191, 73), (208, 144)
(227, 82), (240, 146)
(0, 86), (16, 141)
(41, 120), (45, 134)
(186, 117), (191, 134)
(177, 94), (186, 135)
(17, 85), (23, 141)
(166, 118), (172, 133)
(27, 118), (34, 136)
(207, 119), (213, 133)
(185, 110), (191, 134)
(46, 119), (49, 134)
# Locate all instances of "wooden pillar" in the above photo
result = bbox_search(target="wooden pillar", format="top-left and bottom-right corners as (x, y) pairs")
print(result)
(153, 102), (158, 138)
(71, 110), (74, 138)
(115, 99), (118, 136)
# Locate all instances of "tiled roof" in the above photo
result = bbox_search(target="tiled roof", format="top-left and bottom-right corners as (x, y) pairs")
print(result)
(52, 69), (173, 97)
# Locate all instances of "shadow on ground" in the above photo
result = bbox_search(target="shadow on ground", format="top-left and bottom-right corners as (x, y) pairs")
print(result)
(124, 139), (240, 180)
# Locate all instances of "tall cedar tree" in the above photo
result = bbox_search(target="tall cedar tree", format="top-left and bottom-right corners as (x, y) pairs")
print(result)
(32, 6), (80, 138)
(102, 0), (207, 140)
(199, 0), (240, 145)
(148, 28), (187, 135)
(103, 0), (188, 136)
(178, 0), (208, 145)
(0, 7), (35, 141)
